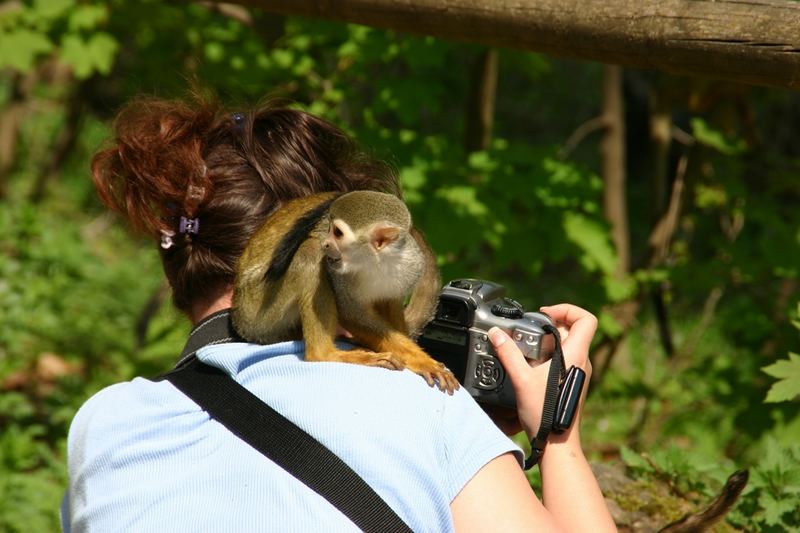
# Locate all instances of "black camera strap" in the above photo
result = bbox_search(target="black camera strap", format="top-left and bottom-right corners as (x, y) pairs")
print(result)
(160, 309), (412, 533)
(525, 324), (568, 470)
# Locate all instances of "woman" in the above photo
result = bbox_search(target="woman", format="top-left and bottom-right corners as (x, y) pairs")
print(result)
(63, 94), (616, 532)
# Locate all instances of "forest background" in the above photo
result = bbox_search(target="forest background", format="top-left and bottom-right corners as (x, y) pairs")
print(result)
(1, 1), (799, 531)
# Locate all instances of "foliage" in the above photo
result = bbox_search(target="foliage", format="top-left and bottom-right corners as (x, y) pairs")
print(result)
(0, 0), (118, 77)
(621, 440), (800, 531)
(732, 438), (800, 531)
(1, 1), (799, 530)
(764, 352), (800, 403)
(763, 303), (800, 403)
(0, 202), (185, 532)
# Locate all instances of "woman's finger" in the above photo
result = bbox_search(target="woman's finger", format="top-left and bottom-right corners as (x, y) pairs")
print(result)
(540, 304), (597, 353)
(540, 303), (595, 327)
(488, 327), (533, 381)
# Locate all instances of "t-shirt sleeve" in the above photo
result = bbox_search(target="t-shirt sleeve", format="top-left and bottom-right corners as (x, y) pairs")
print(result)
(439, 389), (524, 501)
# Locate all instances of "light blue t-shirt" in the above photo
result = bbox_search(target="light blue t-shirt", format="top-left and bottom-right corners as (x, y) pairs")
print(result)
(63, 341), (522, 532)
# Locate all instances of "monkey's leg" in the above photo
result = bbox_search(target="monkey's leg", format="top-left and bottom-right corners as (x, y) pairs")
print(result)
(345, 313), (459, 394)
(374, 299), (410, 334)
(380, 332), (459, 394)
(403, 227), (441, 338)
(300, 275), (404, 371)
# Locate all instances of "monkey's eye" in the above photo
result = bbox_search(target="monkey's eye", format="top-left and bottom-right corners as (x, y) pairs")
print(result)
(332, 225), (344, 239)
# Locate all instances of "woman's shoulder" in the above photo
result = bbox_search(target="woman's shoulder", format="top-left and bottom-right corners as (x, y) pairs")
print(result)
(73, 374), (189, 413)
(67, 375), (201, 451)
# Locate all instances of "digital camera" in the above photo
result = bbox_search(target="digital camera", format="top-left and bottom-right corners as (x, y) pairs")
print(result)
(417, 279), (556, 410)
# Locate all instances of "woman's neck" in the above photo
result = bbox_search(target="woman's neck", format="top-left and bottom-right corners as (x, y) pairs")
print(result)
(189, 286), (234, 325)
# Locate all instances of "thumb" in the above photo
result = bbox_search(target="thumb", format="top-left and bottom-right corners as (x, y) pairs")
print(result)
(488, 327), (547, 437)
(488, 328), (532, 385)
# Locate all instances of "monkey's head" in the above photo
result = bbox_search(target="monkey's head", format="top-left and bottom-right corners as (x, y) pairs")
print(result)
(323, 191), (413, 275)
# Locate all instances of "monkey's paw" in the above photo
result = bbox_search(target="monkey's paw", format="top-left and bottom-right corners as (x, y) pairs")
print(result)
(412, 361), (460, 395)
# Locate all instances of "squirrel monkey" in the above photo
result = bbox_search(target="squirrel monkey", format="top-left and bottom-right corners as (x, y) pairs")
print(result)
(232, 190), (459, 393)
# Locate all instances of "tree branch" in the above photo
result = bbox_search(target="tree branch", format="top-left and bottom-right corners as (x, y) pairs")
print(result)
(232, 0), (800, 89)
(558, 115), (608, 159)
(199, 1), (255, 26)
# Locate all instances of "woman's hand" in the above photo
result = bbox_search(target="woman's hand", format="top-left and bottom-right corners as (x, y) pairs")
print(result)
(488, 303), (596, 442)
(464, 304), (616, 532)
(453, 303), (617, 532)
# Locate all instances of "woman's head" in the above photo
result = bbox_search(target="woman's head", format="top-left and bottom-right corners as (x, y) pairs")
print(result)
(92, 93), (399, 314)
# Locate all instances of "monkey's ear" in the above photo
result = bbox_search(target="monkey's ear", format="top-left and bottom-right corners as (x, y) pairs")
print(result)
(372, 224), (401, 251)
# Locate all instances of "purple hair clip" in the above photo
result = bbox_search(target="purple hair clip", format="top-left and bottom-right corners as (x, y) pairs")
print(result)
(179, 216), (200, 235)
(231, 112), (246, 132)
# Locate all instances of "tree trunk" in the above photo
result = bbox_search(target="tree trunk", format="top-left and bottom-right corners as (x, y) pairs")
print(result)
(235, 0), (800, 90)
(29, 89), (84, 203)
(601, 65), (628, 278)
(0, 73), (28, 199)
(464, 48), (498, 153)
(589, 65), (632, 384)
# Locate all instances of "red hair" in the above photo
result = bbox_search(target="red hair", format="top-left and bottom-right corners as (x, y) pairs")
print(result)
(92, 93), (398, 313)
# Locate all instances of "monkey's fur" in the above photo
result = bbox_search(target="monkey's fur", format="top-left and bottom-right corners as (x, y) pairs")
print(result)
(232, 190), (458, 393)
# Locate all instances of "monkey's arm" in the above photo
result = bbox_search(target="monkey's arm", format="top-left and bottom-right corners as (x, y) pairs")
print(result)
(403, 227), (441, 338)
(291, 239), (405, 371)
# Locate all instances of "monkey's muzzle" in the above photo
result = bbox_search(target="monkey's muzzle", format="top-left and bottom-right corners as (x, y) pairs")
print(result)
(324, 247), (344, 271)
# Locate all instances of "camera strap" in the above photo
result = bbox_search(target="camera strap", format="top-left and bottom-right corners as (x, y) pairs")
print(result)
(525, 323), (568, 470)
(159, 309), (412, 533)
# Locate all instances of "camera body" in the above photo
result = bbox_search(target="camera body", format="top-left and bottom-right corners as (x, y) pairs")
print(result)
(417, 279), (555, 410)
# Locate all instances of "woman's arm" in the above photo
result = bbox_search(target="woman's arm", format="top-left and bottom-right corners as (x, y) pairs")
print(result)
(451, 452), (562, 532)
(450, 303), (616, 532)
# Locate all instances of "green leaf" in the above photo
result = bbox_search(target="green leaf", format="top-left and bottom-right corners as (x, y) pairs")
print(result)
(85, 31), (118, 75)
(562, 212), (617, 274)
(59, 31), (118, 78)
(33, 0), (73, 20)
(691, 118), (746, 155)
(467, 151), (496, 173)
(68, 5), (107, 31)
(204, 41), (225, 63)
(603, 275), (637, 302)
(598, 310), (623, 337)
(763, 352), (800, 403)
(694, 184), (728, 209)
(272, 49), (294, 69)
(435, 186), (488, 217)
(760, 494), (797, 526)
(619, 445), (652, 471)
(0, 29), (53, 71)
(399, 163), (427, 191)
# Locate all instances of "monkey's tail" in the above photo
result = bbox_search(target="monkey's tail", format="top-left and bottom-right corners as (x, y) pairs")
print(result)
(404, 227), (441, 339)
(658, 469), (749, 533)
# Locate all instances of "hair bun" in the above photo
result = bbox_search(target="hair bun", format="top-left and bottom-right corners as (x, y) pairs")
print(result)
(91, 95), (219, 236)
